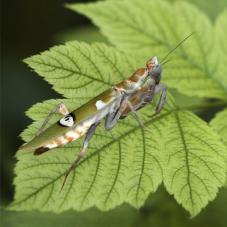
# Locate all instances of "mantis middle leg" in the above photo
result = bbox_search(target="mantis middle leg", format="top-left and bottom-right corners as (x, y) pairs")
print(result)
(36, 103), (70, 136)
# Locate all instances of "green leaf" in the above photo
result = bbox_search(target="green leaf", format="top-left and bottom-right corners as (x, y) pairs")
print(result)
(55, 26), (108, 44)
(68, 0), (227, 99)
(173, 0), (227, 21)
(24, 41), (138, 101)
(215, 9), (227, 90)
(210, 108), (227, 147)
(210, 108), (227, 185)
(162, 111), (227, 217)
(12, 41), (227, 216)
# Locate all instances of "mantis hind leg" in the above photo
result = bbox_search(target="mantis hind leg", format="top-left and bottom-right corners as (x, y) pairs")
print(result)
(36, 103), (69, 136)
(61, 121), (100, 190)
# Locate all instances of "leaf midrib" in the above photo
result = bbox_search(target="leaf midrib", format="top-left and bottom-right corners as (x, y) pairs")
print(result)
(175, 112), (194, 211)
(103, 141), (122, 207)
(27, 58), (112, 87)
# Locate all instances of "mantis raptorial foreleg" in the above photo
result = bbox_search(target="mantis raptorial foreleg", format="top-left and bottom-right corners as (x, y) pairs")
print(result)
(152, 83), (167, 116)
(105, 106), (125, 130)
(61, 121), (100, 190)
(105, 90), (134, 130)
(136, 83), (166, 117)
(105, 88), (128, 130)
(107, 81), (157, 130)
(36, 103), (69, 136)
(105, 97), (144, 130)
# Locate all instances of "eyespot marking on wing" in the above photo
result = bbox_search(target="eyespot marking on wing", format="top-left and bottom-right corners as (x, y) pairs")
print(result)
(58, 113), (75, 127)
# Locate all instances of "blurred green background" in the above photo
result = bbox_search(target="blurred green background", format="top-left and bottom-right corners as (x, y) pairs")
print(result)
(1, 0), (227, 226)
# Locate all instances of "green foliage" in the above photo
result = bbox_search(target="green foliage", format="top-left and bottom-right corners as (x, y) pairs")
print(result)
(68, 0), (227, 99)
(55, 26), (108, 44)
(178, 0), (227, 21)
(210, 108), (227, 148)
(10, 0), (227, 219)
(162, 111), (226, 216)
(23, 42), (138, 101)
(215, 9), (227, 90)
(11, 40), (227, 216)
(4, 188), (227, 227)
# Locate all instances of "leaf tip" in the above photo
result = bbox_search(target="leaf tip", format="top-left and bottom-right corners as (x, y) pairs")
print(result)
(65, 3), (82, 12)
(23, 57), (32, 65)
(64, 3), (73, 10)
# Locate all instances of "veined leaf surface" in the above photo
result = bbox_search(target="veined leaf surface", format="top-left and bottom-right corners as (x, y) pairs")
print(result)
(11, 41), (227, 216)
(210, 108), (227, 185)
(162, 111), (227, 216)
(210, 108), (227, 147)
(68, 0), (227, 99)
(24, 41), (139, 101)
(215, 9), (227, 90)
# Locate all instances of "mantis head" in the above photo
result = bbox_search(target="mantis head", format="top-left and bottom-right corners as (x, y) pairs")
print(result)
(146, 56), (162, 84)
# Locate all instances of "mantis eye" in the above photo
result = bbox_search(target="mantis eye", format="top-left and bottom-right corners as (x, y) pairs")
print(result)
(146, 56), (159, 69)
(151, 56), (158, 65)
(58, 113), (75, 127)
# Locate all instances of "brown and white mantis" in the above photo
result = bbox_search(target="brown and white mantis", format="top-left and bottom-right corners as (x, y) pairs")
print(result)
(19, 34), (192, 188)
(20, 56), (165, 187)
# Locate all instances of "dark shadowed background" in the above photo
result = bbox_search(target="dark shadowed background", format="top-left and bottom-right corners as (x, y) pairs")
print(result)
(1, 0), (96, 203)
(1, 0), (227, 227)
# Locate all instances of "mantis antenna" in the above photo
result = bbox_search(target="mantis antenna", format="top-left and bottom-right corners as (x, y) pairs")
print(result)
(160, 32), (195, 64)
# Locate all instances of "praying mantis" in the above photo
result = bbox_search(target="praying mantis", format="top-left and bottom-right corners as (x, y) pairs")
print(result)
(19, 34), (193, 188)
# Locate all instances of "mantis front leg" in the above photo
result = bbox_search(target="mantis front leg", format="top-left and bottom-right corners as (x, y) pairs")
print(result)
(105, 96), (144, 130)
(105, 88), (140, 130)
(152, 83), (167, 116)
(105, 88), (128, 130)
(105, 102), (127, 130)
